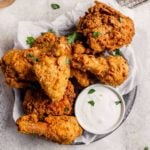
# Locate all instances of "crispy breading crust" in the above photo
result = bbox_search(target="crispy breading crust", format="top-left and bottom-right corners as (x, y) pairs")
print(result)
(32, 33), (71, 57)
(49, 36), (72, 57)
(71, 68), (96, 87)
(100, 55), (129, 86)
(32, 32), (56, 51)
(0, 48), (41, 88)
(77, 1), (135, 53)
(23, 81), (76, 118)
(72, 54), (129, 86)
(72, 41), (86, 54)
(33, 55), (70, 102)
(16, 114), (83, 144)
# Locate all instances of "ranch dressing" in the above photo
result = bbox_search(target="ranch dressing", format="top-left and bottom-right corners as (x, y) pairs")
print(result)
(75, 84), (125, 134)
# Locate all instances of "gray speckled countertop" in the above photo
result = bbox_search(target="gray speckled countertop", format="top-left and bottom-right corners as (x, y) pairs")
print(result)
(0, 0), (150, 150)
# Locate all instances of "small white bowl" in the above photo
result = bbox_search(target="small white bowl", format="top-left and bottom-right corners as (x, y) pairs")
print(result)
(75, 84), (126, 135)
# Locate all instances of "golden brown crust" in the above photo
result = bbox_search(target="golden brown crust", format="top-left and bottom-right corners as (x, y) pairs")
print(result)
(23, 81), (76, 118)
(33, 55), (70, 102)
(100, 55), (129, 86)
(16, 114), (83, 144)
(32, 32), (56, 51)
(0, 48), (41, 88)
(32, 33), (71, 57)
(49, 36), (72, 57)
(77, 1), (135, 53)
(72, 54), (129, 86)
(72, 41), (86, 54)
(71, 68), (96, 87)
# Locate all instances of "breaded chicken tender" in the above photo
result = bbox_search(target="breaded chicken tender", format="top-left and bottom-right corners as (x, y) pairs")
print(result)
(77, 1), (135, 53)
(0, 47), (41, 88)
(72, 54), (129, 86)
(33, 55), (70, 102)
(32, 32), (56, 51)
(23, 81), (76, 119)
(16, 114), (83, 144)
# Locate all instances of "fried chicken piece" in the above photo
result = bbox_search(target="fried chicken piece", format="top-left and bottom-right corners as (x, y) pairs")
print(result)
(72, 41), (93, 55)
(49, 36), (71, 57)
(32, 32), (71, 57)
(0, 47), (41, 88)
(72, 54), (129, 86)
(23, 81), (76, 119)
(33, 55), (70, 102)
(32, 32), (56, 51)
(73, 41), (86, 54)
(16, 114), (83, 144)
(71, 69), (96, 87)
(77, 1), (135, 53)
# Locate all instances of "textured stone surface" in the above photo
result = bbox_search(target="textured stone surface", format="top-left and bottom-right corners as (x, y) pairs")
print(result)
(0, 0), (150, 150)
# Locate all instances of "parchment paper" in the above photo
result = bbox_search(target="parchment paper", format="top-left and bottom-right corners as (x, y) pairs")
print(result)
(12, 0), (138, 144)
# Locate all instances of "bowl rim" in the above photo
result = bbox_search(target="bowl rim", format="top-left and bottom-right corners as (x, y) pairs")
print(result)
(74, 83), (126, 135)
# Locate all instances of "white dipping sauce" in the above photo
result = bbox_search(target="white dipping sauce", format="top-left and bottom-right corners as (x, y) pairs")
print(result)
(75, 84), (125, 134)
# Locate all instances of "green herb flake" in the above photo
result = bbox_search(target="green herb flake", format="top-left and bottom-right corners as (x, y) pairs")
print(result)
(48, 28), (55, 33)
(93, 31), (101, 38)
(51, 3), (60, 10)
(26, 53), (34, 58)
(32, 57), (39, 62)
(88, 89), (96, 94)
(144, 146), (149, 150)
(88, 100), (95, 106)
(115, 49), (121, 55)
(66, 58), (70, 64)
(67, 32), (79, 44)
(64, 107), (69, 112)
(115, 100), (122, 105)
(118, 17), (123, 23)
(26, 36), (35, 47)
(26, 54), (38, 62)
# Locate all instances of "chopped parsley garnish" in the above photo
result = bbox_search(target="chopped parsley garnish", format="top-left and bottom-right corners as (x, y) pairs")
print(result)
(51, 4), (60, 9)
(115, 49), (122, 55)
(112, 49), (122, 56)
(67, 32), (80, 44)
(66, 58), (70, 64)
(26, 54), (38, 62)
(115, 100), (122, 105)
(144, 147), (149, 150)
(93, 31), (101, 38)
(64, 107), (69, 112)
(88, 100), (95, 106)
(118, 17), (123, 22)
(32, 57), (39, 62)
(88, 89), (95, 94)
(48, 28), (55, 33)
(26, 36), (35, 47)
(26, 53), (34, 57)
